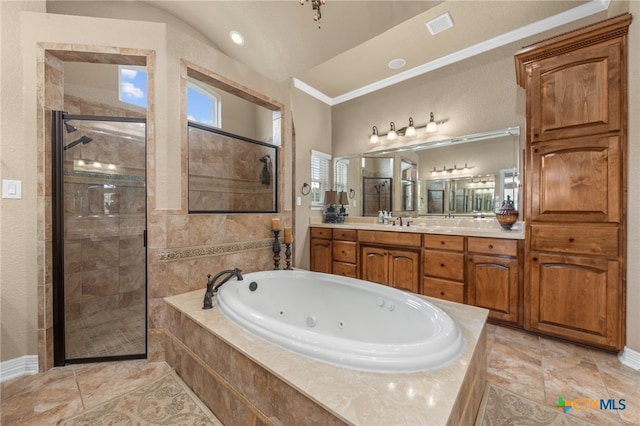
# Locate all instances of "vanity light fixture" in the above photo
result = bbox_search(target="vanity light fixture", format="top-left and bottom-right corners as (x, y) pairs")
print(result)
(369, 114), (447, 142)
(369, 126), (380, 144)
(431, 163), (473, 176)
(387, 122), (398, 141)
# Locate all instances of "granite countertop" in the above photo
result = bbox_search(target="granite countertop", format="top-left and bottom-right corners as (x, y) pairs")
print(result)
(310, 216), (525, 240)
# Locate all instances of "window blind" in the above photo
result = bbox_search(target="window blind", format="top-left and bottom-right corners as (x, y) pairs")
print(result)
(311, 150), (331, 208)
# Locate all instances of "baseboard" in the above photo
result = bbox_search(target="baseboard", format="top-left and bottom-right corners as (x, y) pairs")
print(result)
(0, 355), (39, 383)
(619, 346), (640, 371)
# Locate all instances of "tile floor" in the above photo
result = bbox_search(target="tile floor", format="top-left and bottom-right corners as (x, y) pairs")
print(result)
(1, 324), (639, 425)
(65, 305), (146, 359)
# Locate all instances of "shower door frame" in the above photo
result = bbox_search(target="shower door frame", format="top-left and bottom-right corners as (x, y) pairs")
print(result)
(51, 111), (148, 366)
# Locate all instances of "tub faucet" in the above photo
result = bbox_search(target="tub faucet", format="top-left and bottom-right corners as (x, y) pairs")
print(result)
(203, 268), (243, 310)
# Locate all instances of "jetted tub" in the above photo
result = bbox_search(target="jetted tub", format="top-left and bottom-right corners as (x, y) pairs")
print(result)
(216, 270), (465, 373)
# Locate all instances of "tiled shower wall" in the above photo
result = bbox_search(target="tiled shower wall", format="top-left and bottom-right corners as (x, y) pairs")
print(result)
(39, 45), (290, 369)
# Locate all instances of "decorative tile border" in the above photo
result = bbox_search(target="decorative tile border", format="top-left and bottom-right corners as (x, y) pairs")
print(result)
(158, 238), (276, 261)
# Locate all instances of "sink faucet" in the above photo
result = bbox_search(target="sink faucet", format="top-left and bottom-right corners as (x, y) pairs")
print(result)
(397, 216), (403, 227)
(203, 268), (243, 310)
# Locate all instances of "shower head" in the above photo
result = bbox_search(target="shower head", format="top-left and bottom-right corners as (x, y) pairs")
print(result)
(64, 121), (77, 133)
(63, 135), (93, 150)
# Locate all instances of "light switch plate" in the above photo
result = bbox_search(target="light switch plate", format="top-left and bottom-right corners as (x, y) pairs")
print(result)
(2, 179), (22, 199)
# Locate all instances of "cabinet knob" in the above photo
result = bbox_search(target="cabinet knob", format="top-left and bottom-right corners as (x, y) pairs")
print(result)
(440, 263), (445, 267)
(569, 238), (575, 242)
(440, 291), (445, 296)
(534, 148), (539, 153)
(532, 257), (538, 262)
(488, 244), (493, 249)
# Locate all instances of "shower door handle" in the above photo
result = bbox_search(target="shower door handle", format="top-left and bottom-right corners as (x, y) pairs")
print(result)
(143, 229), (147, 247)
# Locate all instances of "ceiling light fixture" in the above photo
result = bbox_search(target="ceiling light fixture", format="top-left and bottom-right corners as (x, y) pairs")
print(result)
(388, 58), (406, 70)
(369, 126), (380, 144)
(300, 0), (326, 28)
(229, 30), (245, 46)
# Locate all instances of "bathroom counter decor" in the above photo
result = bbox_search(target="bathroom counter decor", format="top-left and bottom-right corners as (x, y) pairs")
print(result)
(164, 273), (488, 425)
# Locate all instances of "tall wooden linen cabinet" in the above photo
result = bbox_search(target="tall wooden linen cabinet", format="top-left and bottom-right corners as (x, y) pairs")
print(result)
(515, 14), (631, 351)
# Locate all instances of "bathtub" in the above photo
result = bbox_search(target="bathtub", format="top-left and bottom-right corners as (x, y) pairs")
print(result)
(216, 270), (465, 373)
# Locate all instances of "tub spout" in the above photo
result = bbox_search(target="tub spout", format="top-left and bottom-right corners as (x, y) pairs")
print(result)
(203, 268), (243, 310)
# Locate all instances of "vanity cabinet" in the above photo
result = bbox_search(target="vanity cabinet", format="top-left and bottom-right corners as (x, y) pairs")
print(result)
(360, 231), (421, 293)
(422, 235), (465, 303)
(515, 14), (630, 350)
(467, 237), (521, 325)
(332, 229), (358, 278)
(310, 227), (332, 274)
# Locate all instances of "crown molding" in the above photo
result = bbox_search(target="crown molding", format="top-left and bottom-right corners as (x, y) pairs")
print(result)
(293, 0), (610, 106)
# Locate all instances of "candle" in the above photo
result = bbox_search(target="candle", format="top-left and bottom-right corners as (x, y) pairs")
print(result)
(283, 226), (292, 243)
(271, 218), (281, 230)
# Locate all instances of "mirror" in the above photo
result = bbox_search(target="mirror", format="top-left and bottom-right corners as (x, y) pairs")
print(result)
(361, 157), (393, 216)
(334, 127), (520, 217)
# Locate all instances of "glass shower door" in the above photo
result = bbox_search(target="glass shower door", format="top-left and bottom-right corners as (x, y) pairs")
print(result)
(53, 112), (146, 363)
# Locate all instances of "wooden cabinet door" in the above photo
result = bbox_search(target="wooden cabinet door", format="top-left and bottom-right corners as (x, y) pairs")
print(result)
(467, 255), (519, 324)
(529, 135), (621, 222)
(310, 238), (332, 274)
(527, 252), (622, 350)
(361, 246), (388, 285)
(527, 39), (622, 143)
(388, 249), (420, 294)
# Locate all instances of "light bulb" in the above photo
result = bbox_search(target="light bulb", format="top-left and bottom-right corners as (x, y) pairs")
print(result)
(426, 112), (438, 133)
(369, 126), (379, 144)
(405, 117), (416, 137)
(387, 122), (397, 141)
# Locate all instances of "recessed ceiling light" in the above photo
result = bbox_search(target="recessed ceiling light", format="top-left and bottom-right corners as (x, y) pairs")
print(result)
(388, 58), (406, 70)
(229, 30), (244, 46)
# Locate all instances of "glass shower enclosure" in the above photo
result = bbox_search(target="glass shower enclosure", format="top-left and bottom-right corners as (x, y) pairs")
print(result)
(52, 111), (147, 365)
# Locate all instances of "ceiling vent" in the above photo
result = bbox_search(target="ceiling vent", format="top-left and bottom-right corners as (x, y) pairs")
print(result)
(426, 12), (454, 36)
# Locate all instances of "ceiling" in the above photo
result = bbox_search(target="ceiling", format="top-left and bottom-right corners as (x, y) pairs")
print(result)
(51, 0), (606, 103)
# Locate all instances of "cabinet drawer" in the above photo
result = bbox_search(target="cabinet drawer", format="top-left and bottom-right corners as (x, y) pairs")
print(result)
(423, 234), (465, 251)
(311, 227), (332, 239)
(332, 262), (357, 278)
(422, 277), (464, 304)
(423, 250), (465, 281)
(332, 228), (357, 241)
(530, 224), (618, 257)
(333, 241), (357, 263)
(358, 230), (421, 247)
(468, 237), (518, 257)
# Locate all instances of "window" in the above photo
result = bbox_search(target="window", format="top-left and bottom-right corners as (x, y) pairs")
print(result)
(334, 159), (349, 192)
(187, 79), (221, 127)
(119, 66), (148, 108)
(311, 150), (331, 209)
